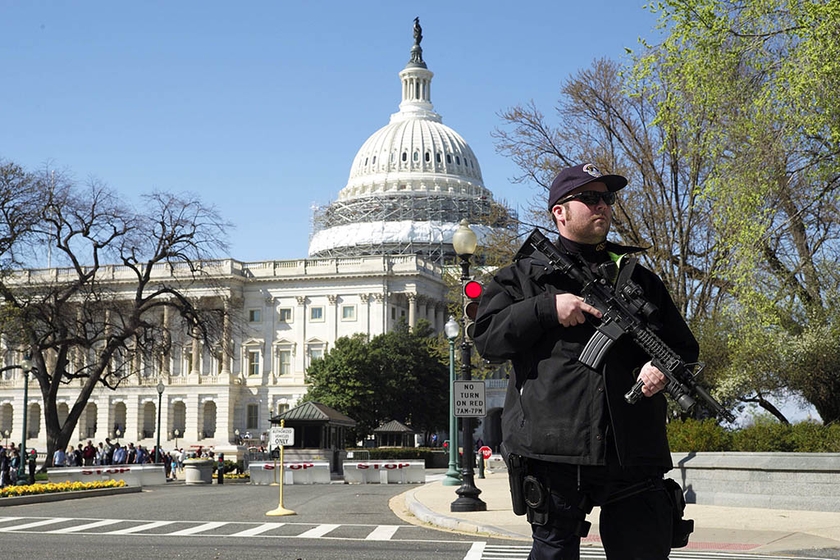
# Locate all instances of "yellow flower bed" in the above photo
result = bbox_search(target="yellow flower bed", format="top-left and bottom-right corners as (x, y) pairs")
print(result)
(0, 479), (126, 498)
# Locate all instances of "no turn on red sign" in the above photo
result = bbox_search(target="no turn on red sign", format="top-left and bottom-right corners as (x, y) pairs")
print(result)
(453, 380), (486, 417)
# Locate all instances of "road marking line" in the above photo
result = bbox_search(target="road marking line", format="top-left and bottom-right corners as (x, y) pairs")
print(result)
(297, 523), (340, 538)
(364, 525), (399, 541)
(229, 523), (285, 537)
(463, 541), (485, 560)
(0, 518), (71, 531)
(106, 520), (175, 534)
(166, 521), (228, 536)
(48, 519), (123, 533)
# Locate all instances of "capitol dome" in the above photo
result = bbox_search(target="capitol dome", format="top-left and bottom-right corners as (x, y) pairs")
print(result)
(309, 20), (512, 262)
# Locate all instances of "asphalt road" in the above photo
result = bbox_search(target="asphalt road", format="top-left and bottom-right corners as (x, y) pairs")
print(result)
(2, 481), (839, 559)
(0, 482), (515, 560)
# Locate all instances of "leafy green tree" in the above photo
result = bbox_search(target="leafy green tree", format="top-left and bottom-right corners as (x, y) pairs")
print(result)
(643, 0), (840, 421)
(304, 319), (449, 444)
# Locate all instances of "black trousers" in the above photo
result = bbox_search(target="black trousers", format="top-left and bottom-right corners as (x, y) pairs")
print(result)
(526, 460), (673, 560)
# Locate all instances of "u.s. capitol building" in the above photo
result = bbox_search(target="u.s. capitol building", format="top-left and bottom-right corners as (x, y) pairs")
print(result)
(0, 22), (511, 455)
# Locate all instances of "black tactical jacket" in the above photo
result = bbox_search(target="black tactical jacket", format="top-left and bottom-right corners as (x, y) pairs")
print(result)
(472, 236), (698, 469)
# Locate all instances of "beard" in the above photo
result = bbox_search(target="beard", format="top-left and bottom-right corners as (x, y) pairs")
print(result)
(561, 203), (611, 244)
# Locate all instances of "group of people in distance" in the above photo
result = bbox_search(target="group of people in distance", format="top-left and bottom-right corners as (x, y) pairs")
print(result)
(0, 444), (24, 488)
(51, 438), (195, 479)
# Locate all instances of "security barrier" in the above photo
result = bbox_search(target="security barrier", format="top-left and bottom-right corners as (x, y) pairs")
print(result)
(47, 464), (167, 487)
(248, 461), (331, 485)
(343, 461), (425, 484)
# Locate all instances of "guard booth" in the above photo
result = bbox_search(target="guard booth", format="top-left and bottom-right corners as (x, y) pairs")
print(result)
(373, 420), (415, 447)
(269, 401), (356, 475)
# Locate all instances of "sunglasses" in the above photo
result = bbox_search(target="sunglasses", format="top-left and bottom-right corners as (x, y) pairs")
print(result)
(556, 190), (616, 207)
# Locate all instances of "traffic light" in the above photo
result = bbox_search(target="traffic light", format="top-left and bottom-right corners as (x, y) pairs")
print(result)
(463, 279), (483, 341)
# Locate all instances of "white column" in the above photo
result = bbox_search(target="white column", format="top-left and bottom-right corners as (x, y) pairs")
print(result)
(162, 306), (172, 376)
(125, 396), (140, 445)
(407, 293), (417, 329)
(222, 298), (232, 376)
(295, 296), (307, 375)
(186, 393), (201, 442)
(96, 396), (110, 443)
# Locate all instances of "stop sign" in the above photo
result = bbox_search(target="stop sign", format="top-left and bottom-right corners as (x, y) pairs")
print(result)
(479, 446), (492, 460)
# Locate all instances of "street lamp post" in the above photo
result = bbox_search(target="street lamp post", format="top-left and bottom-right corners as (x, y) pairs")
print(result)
(443, 316), (461, 486)
(450, 220), (487, 512)
(156, 382), (165, 463)
(174, 429), (180, 450)
(19, 354), (32, 479)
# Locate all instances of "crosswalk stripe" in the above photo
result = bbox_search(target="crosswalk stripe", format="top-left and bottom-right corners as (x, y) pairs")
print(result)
(365, 525), (400, 541)
(464, 541), (486, 560)
(228, 522), (285, 537)
(106, 520), (175, 534)
(297, 523), (340, 538)
(0, 518), (71, 531)
(48, 519), (123, 533)
(166, 521), (229, 536)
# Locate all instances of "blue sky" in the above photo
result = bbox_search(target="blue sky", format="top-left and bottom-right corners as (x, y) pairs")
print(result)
(0, 1), (662, 261)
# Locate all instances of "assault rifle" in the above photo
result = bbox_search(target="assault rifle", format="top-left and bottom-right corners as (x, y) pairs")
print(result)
(525, 229), (735, 422)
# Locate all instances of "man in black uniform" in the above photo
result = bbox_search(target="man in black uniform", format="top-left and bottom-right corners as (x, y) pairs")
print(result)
(472, 163), (698, 559)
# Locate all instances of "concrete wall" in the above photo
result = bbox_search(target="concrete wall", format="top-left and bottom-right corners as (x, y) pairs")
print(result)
(671, 452), (840, 512)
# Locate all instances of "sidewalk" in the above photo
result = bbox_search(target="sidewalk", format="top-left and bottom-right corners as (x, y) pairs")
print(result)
(397, 471), (840, 554)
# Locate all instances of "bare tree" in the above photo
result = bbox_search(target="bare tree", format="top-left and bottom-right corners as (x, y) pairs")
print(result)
(0, 163), (232, 465)
(493, 58), (729, 320)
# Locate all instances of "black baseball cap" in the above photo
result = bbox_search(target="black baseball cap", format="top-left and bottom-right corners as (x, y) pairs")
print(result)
(548, 163), (627, 210)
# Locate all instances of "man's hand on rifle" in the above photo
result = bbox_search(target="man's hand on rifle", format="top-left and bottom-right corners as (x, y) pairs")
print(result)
(638, 361), (667, 397)
(555, 294), (602, 327)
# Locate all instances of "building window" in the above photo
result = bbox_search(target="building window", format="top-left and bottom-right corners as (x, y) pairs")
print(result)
(341, 305), (356, 321)
(456, 156), (461, 165)
(391, 307), (396, 320)
(278, 308), (293, 323)
(276, 403), (289, 415)
(248, 309), (261, 323)
(436, 152), (441, 163)
(246, 404), (259, 430)
(309, 346), (324, 362)
(402, 152), (407, 162)
(279, 350), (292, 375)
(413, 151), (419, 162)
(310, 307), (324, 322)
(247, 350), (260, 376)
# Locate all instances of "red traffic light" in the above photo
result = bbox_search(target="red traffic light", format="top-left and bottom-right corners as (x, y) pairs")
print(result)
(464, 280), (483, 300)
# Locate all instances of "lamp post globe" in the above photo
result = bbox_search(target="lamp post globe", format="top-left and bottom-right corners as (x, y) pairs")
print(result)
(452, 219), (477, 257)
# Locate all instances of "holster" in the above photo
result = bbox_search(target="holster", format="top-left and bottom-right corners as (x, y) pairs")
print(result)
(500, 442), (527, 516)
(663, 478), (694, 548)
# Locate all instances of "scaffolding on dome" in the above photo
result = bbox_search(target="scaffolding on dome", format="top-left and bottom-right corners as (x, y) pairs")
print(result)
(309, 193), (517, 262)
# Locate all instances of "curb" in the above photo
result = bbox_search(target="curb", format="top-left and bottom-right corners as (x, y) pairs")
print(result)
(0, 485), (142, 507)
(402, 485), (527, 539)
